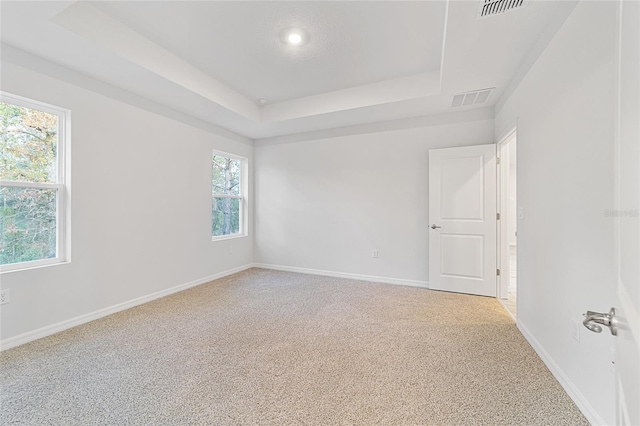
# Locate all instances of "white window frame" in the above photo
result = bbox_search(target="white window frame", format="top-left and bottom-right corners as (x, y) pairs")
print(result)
(211, 150), (247, 241)
(0, 92), (71, 273)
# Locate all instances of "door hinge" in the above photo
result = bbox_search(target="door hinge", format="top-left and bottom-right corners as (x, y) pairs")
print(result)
(497, 213), (500, 220)
(497, 268), (501, 276)
(497, 157), (501, 165)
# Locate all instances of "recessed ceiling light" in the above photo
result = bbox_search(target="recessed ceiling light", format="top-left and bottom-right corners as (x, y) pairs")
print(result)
(281, 28), (307, 47)
(258, 98), (268, 105)
(287, 33), (302, 45)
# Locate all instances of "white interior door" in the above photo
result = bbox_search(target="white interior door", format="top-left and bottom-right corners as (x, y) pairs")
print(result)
(614, 0), (639, 423)
(429, 144), (497, 297)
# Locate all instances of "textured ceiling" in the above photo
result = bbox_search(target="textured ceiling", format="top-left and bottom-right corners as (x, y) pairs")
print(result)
(0, 1), (578, 139)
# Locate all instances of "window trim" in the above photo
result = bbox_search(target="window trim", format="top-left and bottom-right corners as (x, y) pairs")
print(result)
(0, 92), (71, 273)
(211, 149), (247, 241)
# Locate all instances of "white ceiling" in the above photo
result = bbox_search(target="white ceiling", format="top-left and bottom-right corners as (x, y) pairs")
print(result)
(94, 1), (445, 104)
(0, 1), (577, 140)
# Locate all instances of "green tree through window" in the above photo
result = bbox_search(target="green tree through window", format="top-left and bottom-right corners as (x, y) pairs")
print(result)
(212, 153), (244, 237)
(0, 96), (66, 268)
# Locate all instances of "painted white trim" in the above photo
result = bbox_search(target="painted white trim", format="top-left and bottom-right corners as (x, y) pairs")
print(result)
(211, 151), (249, 239)
(252, 263), (429, 289)
(496, 129), (517, 300)
(495, 121), (518, 147)
(0, 264), (254, 351)
(210, 234), (248, 243)
(212, 195), (243, 200)
(0, 181), (63, 189)
(517, 320), (605, 426)
(0, 92), (71, 274)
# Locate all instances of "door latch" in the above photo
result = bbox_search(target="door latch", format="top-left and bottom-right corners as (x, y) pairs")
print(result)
(583, 307), (617, 336)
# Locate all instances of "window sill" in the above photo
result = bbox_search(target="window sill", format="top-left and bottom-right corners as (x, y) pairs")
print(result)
(0, 259), (70, 275)
(211, 234), (248, 243)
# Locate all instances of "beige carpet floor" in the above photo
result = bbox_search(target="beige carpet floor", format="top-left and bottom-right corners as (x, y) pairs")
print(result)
(1, 268), (587, 425)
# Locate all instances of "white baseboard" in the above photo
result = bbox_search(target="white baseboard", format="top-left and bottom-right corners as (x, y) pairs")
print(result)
(252, 263), (429, 289)
(517, 320), (605, 426)
(0, 264), (253, 352)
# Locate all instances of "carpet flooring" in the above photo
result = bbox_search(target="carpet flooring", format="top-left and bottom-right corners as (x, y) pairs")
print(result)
(1, 268), (587, 425)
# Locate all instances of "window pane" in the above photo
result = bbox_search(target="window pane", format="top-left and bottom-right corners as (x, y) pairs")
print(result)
(212, 197), (240, 237)
(212, 155), (240, 196)
(0, 102), (58, 183)
(1, 186), (57, 265)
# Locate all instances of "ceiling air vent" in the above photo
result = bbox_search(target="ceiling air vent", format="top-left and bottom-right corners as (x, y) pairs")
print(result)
(451, 88), (494, 108)
(477, 0), (529, 19)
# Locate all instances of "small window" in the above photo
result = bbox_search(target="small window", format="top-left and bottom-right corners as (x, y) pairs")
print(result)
(1, 93), (69, 271)
(212, 151), (246, 239)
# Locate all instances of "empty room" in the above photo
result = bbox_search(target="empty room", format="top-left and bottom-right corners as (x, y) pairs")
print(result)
(0, 1), (638, 425)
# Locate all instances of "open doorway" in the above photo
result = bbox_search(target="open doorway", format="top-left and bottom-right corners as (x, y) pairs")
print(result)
(498, 130), (517, 318)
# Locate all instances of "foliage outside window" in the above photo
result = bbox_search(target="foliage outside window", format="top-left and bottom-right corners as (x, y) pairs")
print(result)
(212, 152), (245, 239)
(0, 94), (68, 270)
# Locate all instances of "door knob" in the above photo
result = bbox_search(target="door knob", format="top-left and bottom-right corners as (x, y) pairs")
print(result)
(431, 224), (442, 229)
(583, 307), (617, 336)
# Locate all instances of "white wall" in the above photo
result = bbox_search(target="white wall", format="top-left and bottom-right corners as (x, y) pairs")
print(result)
(495, 1), (617, 424)
(0, 61), (254, 343)
(254, 116), (494, 283)
(1, 6), (622, 423)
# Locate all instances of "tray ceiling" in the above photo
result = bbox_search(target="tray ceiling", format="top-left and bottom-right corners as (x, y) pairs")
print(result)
(0, 1), (577, 139)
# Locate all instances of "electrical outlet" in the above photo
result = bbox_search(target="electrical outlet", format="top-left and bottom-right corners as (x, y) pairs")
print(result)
(372, 249), (378, 258)
(571, 319), (580, 342)
(0, 288), (10, 305)
(228, 245), (233, 255)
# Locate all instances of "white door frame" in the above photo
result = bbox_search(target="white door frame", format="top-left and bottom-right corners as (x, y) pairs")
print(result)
(497, 126), (517, 301)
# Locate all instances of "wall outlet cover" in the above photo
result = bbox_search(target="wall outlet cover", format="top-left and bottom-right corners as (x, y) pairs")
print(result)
(0, 288), (10, 305)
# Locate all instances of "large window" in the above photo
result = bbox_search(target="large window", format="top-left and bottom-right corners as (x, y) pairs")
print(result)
(212, 151), (246, 239)
(0, 93), (69, 271)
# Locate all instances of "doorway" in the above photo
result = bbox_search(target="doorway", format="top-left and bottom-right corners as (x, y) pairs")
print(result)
(498, 130), (517, 318)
